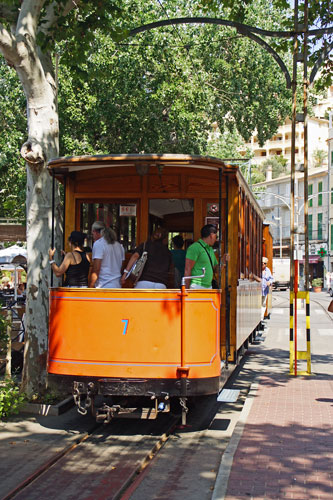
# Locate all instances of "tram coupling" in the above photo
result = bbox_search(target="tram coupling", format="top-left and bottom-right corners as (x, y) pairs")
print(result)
(95, 397), (171, 423)
(73, 380), (171, 422)
(73, 381), (97, 416)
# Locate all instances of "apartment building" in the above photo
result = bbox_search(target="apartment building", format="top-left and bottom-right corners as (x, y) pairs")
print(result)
(245, 86), (333, 283)
(239, 117), (328, 170)
(239, 85), (333, 171)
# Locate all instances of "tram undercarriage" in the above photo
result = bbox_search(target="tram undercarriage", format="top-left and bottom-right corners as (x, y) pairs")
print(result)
(72, 375), (221, 424)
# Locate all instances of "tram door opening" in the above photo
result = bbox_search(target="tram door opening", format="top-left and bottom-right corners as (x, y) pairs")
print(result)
(148, 199), (194, 250)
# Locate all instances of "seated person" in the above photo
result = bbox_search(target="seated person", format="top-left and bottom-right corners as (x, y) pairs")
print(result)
(121, 227), (173, 289)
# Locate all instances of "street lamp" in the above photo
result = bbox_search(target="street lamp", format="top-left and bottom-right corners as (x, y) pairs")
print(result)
(273, 216), (283, 258)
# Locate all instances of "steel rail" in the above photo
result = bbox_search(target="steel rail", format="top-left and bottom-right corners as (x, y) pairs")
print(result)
(2, 424), (100, 500)
(2, 416), (179, 500)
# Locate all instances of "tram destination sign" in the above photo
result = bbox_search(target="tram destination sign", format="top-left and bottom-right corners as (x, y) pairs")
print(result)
(120, 204), (137, 217)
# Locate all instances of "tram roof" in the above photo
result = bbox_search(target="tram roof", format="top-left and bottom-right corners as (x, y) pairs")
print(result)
(47, 153), (232, 173)
(47, 153), (262, 215)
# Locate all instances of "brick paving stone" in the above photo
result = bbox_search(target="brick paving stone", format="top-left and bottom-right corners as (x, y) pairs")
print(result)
(222, 297), (333, 500)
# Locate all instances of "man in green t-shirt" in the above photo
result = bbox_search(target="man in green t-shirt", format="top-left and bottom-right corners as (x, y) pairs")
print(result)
(184, 224), (218, 289)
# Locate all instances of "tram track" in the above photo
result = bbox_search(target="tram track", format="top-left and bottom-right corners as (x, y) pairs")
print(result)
(3, 422), (100, 500)
(311, 297), (333, 320)
(272, 291), (333, 322)
(3, 413), (179, 500)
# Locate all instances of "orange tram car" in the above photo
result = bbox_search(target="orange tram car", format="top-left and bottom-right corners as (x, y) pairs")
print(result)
(47, 154), (269, 423)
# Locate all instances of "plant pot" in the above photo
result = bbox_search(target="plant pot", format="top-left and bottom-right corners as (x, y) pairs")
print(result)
(313, 287), (322, 293)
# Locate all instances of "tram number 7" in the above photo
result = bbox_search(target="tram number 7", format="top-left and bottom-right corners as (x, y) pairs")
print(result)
(121, 319), (129, 335)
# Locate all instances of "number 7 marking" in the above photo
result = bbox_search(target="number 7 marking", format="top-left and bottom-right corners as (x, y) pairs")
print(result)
(121, 319), (129, 335)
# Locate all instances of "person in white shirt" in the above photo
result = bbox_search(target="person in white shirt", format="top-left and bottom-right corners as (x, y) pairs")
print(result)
(89, 221), (124, 288)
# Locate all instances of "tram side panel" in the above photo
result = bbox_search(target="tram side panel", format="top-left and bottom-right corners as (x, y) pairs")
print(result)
(236, 280), (261, 349)
(224, 176), (263, 361)
(48, 288), (221, 396)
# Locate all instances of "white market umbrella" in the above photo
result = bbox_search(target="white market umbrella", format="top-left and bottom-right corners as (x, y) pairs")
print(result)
(0, 245), (27, 265)
(0, 246), (27, 301)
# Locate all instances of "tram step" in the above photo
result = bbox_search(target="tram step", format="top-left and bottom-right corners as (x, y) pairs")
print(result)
(217, 389), (240, 403)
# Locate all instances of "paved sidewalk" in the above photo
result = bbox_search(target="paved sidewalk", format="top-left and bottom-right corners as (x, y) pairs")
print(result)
(213, 293), (333, 500)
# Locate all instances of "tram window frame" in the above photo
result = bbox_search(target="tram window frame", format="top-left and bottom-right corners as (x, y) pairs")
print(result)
(77, 199), (139, 253)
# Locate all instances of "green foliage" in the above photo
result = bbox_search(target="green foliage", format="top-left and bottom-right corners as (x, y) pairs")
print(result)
(203, 0), (332, 89)
(0, 378), (26, 420)
(57, 0), (293, 157)
(0, 59), (26, 219)
(0, 0), (331, 221)
(311, 277), (323, 288)
(260, 155), (288, 178)
(206, 126), (244, 159)
(30, 389), (65, 405)
(312, 149), (327, 168)
(0, 314), (9, 356)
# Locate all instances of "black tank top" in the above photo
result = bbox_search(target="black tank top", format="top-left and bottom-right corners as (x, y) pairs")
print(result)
(65, 251), (90, 287)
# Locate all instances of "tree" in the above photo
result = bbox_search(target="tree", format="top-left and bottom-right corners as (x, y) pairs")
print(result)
(257, 155), (288, 179)
(312, 148), (327, 168)
(57, 0), (293, 156)
(0, 0), (331, 395)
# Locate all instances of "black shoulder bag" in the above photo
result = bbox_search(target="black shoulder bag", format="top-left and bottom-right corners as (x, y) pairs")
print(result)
(198, 242), (219, 289)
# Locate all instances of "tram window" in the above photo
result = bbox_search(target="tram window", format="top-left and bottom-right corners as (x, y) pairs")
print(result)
(79, 202), (137, 253)
(148, 199), (194, 248)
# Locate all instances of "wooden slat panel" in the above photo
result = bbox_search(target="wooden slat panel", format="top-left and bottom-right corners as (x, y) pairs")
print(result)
(186, 174), (222, 193)
(75, 174), (141, 194)
(227, 178), (239, 362)
(148, 174), (181, 193)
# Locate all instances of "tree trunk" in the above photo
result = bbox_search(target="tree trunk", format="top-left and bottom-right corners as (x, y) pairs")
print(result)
(16, 52), (62, 396)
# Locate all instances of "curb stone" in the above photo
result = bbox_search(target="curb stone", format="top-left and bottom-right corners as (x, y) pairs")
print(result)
(20, 396), (74, 416)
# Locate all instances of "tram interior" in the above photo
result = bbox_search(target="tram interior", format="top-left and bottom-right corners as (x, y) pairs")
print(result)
(148, 199), (193, 247)
(80, 199), (196, 253)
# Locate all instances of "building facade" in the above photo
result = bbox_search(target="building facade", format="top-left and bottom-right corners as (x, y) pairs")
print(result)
(244, 86), (333, 285)
(253, 166), (330, 283)
(240, 117), (329, 171)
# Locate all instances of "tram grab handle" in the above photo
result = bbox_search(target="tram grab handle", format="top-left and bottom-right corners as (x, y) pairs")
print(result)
(181, 267), (206, 287)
